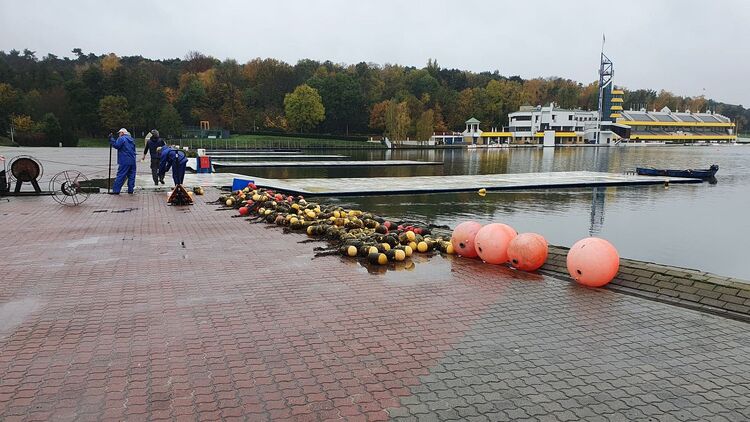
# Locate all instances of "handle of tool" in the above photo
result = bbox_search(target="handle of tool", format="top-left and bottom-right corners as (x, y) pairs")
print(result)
(107, 144), (112, 193)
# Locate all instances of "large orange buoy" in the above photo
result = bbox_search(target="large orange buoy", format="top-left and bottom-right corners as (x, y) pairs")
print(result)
(508, 233), (548, 271)
(238, 206), (249, 216)
(566, 237), (620, 287)
(474, 223), (517, 264)
(451, 221), (483, 258)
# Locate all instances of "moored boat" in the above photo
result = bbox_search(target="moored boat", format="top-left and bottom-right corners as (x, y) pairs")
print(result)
(636, 164), (718, 179)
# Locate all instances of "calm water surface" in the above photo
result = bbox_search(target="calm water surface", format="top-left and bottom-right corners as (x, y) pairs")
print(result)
(223, 146), (750, 280)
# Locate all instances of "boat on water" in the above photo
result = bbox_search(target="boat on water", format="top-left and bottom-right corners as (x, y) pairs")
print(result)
(636, 164), (718, 179)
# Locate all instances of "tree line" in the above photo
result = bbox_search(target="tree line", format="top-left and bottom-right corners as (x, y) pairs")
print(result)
(1, 48), (748, 145)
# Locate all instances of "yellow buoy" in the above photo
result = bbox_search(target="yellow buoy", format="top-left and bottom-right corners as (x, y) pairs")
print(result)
(478, 188), (487, 197)
(346, 245), (358, 257)
(417, 241), (429, 253)
(403, 245), (413, 257)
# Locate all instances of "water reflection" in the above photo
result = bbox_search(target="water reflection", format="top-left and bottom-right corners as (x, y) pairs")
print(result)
(590, 187), (606, 236)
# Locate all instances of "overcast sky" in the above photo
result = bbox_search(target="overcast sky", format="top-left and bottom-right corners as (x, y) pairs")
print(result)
(2, 0), (748, 106)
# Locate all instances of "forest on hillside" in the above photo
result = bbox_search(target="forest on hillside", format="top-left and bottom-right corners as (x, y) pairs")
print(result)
(1, 48), (748, 145)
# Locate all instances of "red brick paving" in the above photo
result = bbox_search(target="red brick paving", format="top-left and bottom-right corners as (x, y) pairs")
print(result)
(0, 190), (521, 421)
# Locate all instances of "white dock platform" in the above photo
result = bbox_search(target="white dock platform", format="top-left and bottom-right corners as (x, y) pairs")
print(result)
(210, 154), (348, 160)
(212, 160), (443, 168)
(139, 171), (701, 196)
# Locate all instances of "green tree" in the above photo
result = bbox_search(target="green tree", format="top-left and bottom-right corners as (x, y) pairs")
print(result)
(41, 112), (62, 142)
(309, 73), (365, 134)
(157, 104), (183, 138)
(176, 77), (208, 124)
(0, 83), (20, 134)
(98, 95), (130, 131)
(486, 79), (523, 128)
(284, 84), (325, 132)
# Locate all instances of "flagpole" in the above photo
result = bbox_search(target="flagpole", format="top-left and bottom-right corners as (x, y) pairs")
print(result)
(596, 34), (605, 144)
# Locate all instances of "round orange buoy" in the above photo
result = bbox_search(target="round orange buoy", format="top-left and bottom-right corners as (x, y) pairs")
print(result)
(238, 206), (249, 216)
(508, 233), (548, 271)
(474, 223), (517, 264)
(566, 237), (620, 287)
(450, 221), (483, 258)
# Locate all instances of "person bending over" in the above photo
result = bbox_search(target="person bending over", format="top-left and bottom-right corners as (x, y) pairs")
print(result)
(157, 145), (188, 186)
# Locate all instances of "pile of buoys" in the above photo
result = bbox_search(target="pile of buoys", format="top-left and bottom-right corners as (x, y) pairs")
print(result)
(218, 184), (620, 284)
(217, 184), (455, 269)
(450, 220), (619, 287)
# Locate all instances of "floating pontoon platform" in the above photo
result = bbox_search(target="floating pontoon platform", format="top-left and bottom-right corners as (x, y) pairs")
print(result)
(212, 160), (443, 168)
(147, 171), (701, 196)
(209, 154), (348, 160)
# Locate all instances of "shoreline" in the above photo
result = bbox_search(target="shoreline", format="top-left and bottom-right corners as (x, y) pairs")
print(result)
(539, 245), (750, 322)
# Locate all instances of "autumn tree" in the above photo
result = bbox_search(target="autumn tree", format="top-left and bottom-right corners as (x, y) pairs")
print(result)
(369, 100), (389, 132)
(385, 101), (410, 141)
(284, 84), (325, 132)
(98, 95), (130, 131)
(10, 114), (34, 132)
(100, 53), (121, 75)
(415, 109), (435, 141)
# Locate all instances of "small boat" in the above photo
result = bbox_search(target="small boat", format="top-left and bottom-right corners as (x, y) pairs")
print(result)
(636, 164), (718, 179)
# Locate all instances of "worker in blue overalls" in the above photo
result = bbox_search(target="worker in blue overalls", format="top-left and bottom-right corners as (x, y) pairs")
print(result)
(157, 145), (188, 186)
(109, 128), (137, 194)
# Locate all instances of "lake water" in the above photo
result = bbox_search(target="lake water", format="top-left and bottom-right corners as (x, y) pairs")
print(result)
(222, 145), (750, 280)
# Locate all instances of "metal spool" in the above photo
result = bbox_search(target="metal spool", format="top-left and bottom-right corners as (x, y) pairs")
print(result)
(50, 170), (90, 206)
(7, 155), (43, 193)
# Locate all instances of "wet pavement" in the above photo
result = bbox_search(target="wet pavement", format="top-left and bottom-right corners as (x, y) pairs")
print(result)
(0, 190), (748, 421)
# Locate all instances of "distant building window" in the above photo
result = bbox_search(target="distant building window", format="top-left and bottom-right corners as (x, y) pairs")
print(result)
(568, 115), (573, 120)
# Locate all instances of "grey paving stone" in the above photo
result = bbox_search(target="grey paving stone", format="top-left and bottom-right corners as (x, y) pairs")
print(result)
(391, 267), (750, 422)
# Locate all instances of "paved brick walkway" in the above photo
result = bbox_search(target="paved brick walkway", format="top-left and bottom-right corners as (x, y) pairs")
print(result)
(0, 191), (748, 421)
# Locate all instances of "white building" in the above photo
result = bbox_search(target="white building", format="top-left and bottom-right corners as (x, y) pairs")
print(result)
(507, 104), (599, 144)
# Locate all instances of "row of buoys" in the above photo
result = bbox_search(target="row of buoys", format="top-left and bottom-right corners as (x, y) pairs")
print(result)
(450, 220), (619, 287)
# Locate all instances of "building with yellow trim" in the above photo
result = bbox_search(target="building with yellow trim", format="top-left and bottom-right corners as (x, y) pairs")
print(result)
(612, 107), (736, 143)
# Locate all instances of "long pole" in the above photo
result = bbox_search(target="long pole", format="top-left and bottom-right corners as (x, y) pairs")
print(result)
(596, 34), (605, 145)
(107, 144), (112, 193)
